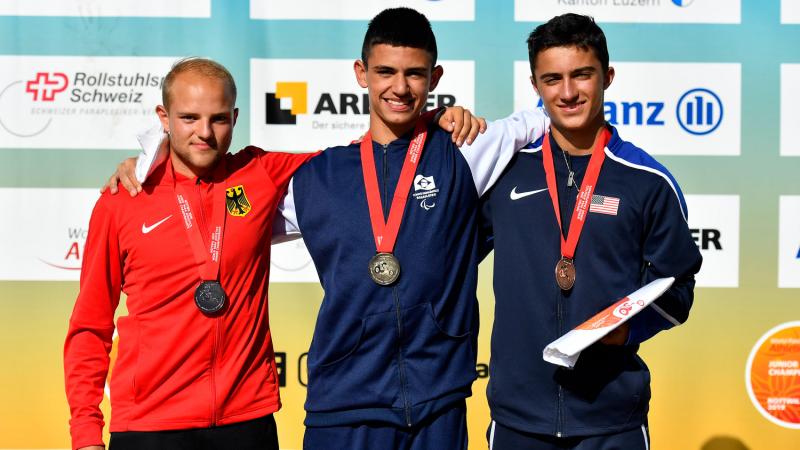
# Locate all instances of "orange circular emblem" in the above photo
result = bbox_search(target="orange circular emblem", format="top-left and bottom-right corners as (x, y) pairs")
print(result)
(746, 321), (800, 428)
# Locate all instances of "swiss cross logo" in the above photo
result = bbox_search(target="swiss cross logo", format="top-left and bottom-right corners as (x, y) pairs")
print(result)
(25, 72), (68, 101)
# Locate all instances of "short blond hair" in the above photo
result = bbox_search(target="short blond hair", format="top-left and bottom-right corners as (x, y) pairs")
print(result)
(162, 57), (237, 109)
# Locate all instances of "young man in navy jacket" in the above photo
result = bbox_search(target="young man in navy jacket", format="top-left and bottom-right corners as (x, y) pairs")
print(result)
(276, 9), (547, 449)
(480, 14), (702, 450)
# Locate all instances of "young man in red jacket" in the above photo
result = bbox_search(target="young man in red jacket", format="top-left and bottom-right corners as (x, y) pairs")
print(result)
(63, 58), (317, 450)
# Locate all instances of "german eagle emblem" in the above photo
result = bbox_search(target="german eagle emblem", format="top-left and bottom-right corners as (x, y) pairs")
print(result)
(226, 185), (252, 217)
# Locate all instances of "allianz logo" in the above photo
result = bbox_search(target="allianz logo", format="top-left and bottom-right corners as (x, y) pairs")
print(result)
(536, 87), (724, 136)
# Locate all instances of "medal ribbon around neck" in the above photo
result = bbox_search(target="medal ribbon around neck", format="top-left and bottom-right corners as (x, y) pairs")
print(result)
(541, 127), (611, 262)
(170, 157), (227, 286)
(360, 119), (428, 254)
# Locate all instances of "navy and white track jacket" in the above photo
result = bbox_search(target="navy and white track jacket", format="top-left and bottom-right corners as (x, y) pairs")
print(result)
(279, 110), (548, 428)
(480, 127), (702, 437)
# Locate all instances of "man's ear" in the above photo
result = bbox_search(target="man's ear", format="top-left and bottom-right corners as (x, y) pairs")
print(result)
(604, 66), (615, 90)
(428, 65), (444, 92)
(156, 105), (169, 132)
(233, 107), (239, 126)
(354, 59), (368, 88)
(529, 75), (540, 97)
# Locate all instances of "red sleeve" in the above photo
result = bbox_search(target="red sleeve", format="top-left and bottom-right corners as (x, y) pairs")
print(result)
(242, 146), (319, 193)
(63, 195), (123, 450)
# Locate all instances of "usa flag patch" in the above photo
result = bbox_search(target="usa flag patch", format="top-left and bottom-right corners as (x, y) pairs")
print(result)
(589, 195), (620, 215)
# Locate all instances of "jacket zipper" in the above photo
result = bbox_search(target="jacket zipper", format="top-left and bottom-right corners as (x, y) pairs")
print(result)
(196, 179), (219, 426)
(556, 289), (564, 438)
(556, 166), (567, 438)
(382, 144), (412, 427)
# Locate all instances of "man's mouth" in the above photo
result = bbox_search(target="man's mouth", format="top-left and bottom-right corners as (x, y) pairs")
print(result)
(558, 100), (585, 113)
(384, 98), (413, 112)
(191, 142), (214, 151)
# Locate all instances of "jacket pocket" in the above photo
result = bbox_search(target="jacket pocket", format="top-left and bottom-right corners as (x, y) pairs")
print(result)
(558, 346), (650, 429)
(305, 309), (400, 412)
(402, 302), (477, 406)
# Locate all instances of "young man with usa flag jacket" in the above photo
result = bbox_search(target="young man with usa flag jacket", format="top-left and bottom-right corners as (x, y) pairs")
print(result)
(480, 14), (703, 450)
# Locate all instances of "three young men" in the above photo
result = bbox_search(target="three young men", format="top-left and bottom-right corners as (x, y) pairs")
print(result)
(481, 14), (702, 449)
(67, 8), (700, 450)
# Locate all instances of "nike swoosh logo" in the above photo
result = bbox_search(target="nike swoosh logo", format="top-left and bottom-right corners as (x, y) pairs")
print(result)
(509, 187), (548, 201)
(141, 215), (172, 234)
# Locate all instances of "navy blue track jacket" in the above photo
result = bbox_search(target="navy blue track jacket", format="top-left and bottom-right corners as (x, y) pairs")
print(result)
(278, 110), (548, 428)
(480, 126), (702, 437)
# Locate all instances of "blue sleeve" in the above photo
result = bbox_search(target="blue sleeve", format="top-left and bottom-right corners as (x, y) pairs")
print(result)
(626, 177), (703, 345)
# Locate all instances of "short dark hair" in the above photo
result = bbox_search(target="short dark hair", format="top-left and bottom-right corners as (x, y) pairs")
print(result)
(361, 7), (438, 67)
(162, 57), (237, 109)
(527, 13), (609, 76)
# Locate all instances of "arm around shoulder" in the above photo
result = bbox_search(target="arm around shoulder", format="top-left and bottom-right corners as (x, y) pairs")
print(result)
(459, 108), (549, 197)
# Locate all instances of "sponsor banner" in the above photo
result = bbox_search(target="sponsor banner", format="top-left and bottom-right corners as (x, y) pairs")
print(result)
(0, 0), (209, 17)
(781, 64), (800, 156)
(250, 59), (474, 151)
(514, 0), (740, 24)
(0, 56), (176, 149)
(0, 188), (98, 281)
(270, 239), (320, 283)
(514, 61), (741, 155)
(746, 321), (800, 429)
(783, 0), (800, 23)
(686, 195), (739, 288)
(250, 0), (474, 21)
(779, 196), (800, 288)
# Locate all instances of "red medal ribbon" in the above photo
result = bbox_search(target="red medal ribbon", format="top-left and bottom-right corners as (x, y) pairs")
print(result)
(360, 119), (428, 253)
(541, 127), (611, 260)
(171, 158), (227, 282)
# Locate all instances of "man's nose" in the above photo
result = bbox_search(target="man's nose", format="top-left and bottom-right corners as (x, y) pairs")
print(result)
(391, 75), (410, 96)
(195, 119), (212, 139)
(560, 79), (578, 102)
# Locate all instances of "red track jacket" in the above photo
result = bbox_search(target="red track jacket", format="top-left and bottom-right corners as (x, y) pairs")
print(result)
(64, 147), (313, 450)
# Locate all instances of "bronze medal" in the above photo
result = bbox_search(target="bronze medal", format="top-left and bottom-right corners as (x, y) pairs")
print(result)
(194, 280), (227, 314)
(541, 129), (610, 294)
(555, 257), (576, 291)
(368, 253), (401, 286)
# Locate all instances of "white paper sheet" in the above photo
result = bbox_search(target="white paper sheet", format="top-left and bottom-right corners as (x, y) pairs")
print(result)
(543, 277), (675, 368)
